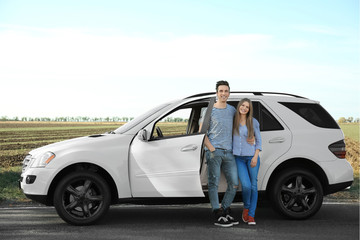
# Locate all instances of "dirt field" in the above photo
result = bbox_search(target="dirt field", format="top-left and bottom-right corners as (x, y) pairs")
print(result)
(0, 121), (358, 174)
(0, 121), (123, 167)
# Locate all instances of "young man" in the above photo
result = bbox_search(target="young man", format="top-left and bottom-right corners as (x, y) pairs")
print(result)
(200, 80), (239, 227)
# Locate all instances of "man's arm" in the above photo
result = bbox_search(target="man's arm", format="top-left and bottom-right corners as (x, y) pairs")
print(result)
(199, 122), (215, 152)
(204, 135), (215, 152)
(247, 135), (255, 145)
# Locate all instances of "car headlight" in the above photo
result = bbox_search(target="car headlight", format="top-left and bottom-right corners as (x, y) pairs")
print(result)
(31, 152), (56, 168)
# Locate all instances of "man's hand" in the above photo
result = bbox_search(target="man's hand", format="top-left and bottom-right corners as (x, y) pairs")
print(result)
(204, 135), (216, 152)
(247, 136), (255, 145)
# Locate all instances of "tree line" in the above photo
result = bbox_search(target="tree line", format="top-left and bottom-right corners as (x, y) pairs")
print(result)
(337, 117), (359, 123)
(0, 116), (189, 123)
(0, 116), (134, 122)
(0, 115), (357, 123)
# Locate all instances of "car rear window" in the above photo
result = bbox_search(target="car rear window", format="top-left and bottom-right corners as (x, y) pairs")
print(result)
(280, 102), (339, 129)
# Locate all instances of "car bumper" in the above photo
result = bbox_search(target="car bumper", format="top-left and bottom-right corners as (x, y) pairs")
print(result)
(319, 158), (354, 195)
(20, 168), (56, 196)
(324, 180), (354, 195)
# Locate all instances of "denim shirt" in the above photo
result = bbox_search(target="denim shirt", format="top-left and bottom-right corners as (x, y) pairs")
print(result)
(233, 118), (262, 156)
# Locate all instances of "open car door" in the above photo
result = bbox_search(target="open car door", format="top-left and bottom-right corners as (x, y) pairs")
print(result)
(129, 97), (215, 197)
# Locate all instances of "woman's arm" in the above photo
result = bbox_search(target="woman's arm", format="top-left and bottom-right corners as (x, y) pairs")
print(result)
(251, 119), (262, 168)
(251, 149), (260, 168)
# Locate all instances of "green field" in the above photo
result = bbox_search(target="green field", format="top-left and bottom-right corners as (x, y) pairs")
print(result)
(339, 123), (359, 142)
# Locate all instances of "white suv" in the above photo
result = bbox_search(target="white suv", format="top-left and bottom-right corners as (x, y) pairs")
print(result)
(20, 92), (354, 225)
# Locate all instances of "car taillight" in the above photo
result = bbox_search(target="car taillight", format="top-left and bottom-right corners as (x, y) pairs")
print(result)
(328, 140), (346, 159)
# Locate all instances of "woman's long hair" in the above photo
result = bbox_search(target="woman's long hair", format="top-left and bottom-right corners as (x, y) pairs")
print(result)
(233, 98), (254, 138)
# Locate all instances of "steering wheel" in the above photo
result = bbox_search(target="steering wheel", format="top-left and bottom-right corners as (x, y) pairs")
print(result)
(156, 126), (163, 138)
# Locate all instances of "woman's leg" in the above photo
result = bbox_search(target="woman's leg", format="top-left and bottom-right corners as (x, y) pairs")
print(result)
(247, 156), (260, 217)
(235, 156), (251, 210)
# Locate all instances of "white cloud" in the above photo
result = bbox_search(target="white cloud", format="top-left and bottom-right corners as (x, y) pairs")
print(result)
(0, 26), (358, 119)
(0, 28), (273, 80)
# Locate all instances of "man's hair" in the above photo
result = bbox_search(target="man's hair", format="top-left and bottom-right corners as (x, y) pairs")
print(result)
(216, 80), (230, 92)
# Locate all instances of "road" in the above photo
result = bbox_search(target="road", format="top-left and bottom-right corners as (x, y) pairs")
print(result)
(0, 202), (358, 240)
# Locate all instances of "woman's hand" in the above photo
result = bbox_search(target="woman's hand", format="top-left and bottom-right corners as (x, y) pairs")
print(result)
(250, 156), (258, 168)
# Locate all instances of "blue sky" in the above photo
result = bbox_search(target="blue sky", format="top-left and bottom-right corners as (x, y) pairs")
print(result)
(0, 0), (359, 120)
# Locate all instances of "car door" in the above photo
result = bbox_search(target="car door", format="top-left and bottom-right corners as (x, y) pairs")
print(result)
(228, 99), (292, 191)
(255, 100), (292, 190)
(129, 98), (214, 197)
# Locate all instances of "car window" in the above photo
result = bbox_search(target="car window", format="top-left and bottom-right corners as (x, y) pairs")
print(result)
(151, 100), (209, 139)
(229, 101), (284, 131)
(115, 103), (170, 134)
(280, 102), (339, 129)
(153, 108), (191, 138)
(259, 103), (284, 131)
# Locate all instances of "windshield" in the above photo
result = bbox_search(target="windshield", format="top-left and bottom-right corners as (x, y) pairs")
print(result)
(114, 103), (170, 134)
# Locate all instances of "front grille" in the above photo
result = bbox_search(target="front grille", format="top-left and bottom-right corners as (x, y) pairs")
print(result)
(22, 155), (32, 173)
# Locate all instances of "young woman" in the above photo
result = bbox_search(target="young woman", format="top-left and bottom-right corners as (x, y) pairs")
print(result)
(232, 98), (262, 225)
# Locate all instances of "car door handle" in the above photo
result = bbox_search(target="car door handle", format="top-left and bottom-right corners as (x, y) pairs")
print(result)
(181, 145), (198, 152)
(269, 137), (285, 143)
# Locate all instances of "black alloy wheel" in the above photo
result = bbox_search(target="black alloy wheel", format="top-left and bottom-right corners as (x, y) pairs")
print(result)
(270, 168), (323, 219)
(53, 171), (111, 225)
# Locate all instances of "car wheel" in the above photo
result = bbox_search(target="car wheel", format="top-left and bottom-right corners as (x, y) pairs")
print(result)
(270, 168), (323, 219)
(53, 171), (111, 225)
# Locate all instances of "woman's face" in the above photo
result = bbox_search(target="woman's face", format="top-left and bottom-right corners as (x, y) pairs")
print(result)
(238, 101), (250, 116)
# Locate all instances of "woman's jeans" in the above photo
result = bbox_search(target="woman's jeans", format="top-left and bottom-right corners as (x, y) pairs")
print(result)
(206, 149), (238, 211)
(235, 155), (260, 217)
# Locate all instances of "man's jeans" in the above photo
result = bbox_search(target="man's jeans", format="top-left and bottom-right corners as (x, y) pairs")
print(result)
(206, 149), (238, 211)
(235, 155), (260, 217)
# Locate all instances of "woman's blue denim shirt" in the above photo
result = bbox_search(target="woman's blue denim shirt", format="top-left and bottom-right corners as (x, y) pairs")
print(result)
(233, 117), (262, 156)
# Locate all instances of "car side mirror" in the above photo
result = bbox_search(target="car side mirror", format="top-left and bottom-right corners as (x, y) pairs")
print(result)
(137, 129), (148, 141)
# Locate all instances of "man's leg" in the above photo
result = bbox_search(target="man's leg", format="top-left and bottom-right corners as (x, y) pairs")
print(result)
(221, 150), (238, 210)
(206, 150), (222, 211)
(206, 150), (233, 227)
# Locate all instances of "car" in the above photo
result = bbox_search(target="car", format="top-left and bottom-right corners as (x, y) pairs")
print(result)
(19, 91), (354, 225)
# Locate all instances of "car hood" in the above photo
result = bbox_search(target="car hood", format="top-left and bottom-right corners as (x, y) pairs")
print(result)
(29, 133), (128, 158)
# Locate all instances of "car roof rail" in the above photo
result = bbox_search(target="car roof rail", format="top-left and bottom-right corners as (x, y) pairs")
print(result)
(185, 91), (307, 99)
(185, 92), (215, 99)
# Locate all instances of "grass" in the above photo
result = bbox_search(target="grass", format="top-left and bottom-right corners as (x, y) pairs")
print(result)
(339, 123), (359, 142)
(0, 166), (28, 203)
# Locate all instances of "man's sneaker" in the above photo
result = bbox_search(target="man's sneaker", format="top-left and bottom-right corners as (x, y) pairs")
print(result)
(224, 208), (239, 225)
(247, 216), (256, 225)
(213, 208), (233, 227)
(214, 216), (233, 227)
(242, 209), (249, 223)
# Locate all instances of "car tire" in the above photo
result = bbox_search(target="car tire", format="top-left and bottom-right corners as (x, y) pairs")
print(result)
(53, 171), (111, 225)
(270, 168), (323, 220)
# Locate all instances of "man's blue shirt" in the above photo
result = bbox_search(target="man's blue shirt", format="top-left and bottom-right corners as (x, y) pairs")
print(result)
(206, 104), (236, 151)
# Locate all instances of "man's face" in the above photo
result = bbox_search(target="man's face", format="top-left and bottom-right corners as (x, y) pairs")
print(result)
(216, 85), (230, 103)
